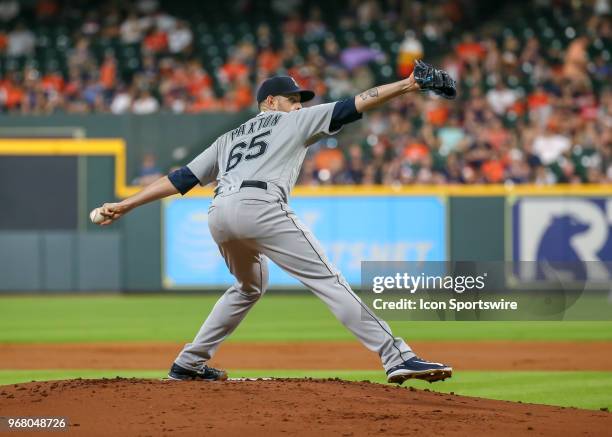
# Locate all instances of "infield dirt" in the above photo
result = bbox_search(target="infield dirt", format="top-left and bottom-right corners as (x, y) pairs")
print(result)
(2, 341), (612, 370)
(0, 378), (610, 436)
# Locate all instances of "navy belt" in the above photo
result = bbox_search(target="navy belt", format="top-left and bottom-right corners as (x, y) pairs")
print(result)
(214, 180), (267, 198)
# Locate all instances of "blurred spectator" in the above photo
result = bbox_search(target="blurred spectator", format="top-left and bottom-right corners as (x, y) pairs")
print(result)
(563, 36), (590, 85)
(356, 0), (381, 26)
(486, 81), (520, 116)
(68, 37), (94, 71)
(142, 26), (168, 54)
(135, 153), (163, 186)
(219, 50), (249, 85)
(532, 127), (572, 165)
(397, 31), (423, 78)
(100, 53), (117, 92)
(188, 88), (221, 112)
(0, 31), (7, 52)
(340, 37), (385, 71)
(168, 20), (193, 54)
(120, 12), (144, 44)
(82, 11), (101, 36)
(304, 6), (327, 40)
(0, 0), (19, 22)
(7, 23), (35, 56)
(456, 34), (485, 62)
(110, 86), (133, 114)
(132, 90), (159, 114)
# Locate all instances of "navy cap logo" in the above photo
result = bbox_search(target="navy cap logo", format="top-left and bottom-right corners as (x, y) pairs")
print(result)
(256, 76), (316, 105)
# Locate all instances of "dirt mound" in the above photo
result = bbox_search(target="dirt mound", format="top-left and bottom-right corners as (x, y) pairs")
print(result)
(0, 378), (610, 436)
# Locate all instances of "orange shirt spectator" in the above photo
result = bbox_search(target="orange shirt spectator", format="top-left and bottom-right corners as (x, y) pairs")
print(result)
(528, 90), (549, 110)
(41, 73), (64, 91)
(234, 82), (253, 109)
(484, 125), (510, 149)
(220, 59), (249, 83)
(0, 80), (23, 109)
(456, 41), (485, 62)
(0, 32), (7, 52)
(482, 159), (505, 183)
(258, 49), (281, 74)
(188, 89), (222, 112)
(287, 66), (308, 86)
(508, 100), (525, 116)
(143, 30), (168, 53)
(186, 71), (212, 97)
(315, 148), (344, 171)
(403, 142), (429, 163)
(100, 57), (116, 89)
(426, 106), (449, 126)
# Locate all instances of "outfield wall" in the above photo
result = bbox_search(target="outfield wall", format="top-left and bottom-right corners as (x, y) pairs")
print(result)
(0, 138), (610, 291)
(1, 192), (610, 292)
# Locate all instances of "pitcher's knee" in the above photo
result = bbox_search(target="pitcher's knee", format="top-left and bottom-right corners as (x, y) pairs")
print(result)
(236, 281), (266, 300)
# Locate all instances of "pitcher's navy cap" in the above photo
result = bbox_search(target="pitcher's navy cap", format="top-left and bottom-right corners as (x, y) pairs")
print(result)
(256, 76), (315, 104)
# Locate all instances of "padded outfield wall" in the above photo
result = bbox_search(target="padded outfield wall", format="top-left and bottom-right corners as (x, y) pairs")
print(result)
(0, 134), (610, 292)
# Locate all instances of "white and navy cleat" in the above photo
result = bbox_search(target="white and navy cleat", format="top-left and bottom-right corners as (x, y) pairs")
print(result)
(386, 356), (452, 384)
(168, 363), (228, 381)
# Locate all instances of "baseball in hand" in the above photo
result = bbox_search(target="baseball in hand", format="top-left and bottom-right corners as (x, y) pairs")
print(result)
(89, 207), (105, 224)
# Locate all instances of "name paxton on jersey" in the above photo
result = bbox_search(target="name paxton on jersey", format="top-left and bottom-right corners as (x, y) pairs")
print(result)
(230, 113), (283, 142)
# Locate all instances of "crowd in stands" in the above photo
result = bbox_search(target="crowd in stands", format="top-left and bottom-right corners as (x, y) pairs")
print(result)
(301, 1), (612, 186)
(1, 0), (610, 185)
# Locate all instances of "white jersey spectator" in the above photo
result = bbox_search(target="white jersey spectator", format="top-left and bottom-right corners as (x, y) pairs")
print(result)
(486, 82), (519, 115)
(110, 90), (133, 114)
(168, 21), (193, 54)
(132, 90), (159, 114)
(7, 24), (35, 56)
(532, 132), (571, 165)
(120, 13), (144, 44)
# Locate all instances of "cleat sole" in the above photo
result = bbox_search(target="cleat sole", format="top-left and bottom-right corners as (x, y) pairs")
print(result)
(387, 368), (452, 385)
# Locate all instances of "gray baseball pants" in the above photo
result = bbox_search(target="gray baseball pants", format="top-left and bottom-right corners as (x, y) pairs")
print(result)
(175, 187), (414, 371)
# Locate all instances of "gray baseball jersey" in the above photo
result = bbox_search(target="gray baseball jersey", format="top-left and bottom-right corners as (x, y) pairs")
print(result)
(186, 103), (338, 200)
(175, 103), (414, 373)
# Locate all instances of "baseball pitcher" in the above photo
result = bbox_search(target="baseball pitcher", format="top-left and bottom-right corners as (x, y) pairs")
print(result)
(94, 61), (456, 384)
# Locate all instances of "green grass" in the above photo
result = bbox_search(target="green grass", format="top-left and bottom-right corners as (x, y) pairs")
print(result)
(1, 295), (611, 343)
(0, 369), (610, 411)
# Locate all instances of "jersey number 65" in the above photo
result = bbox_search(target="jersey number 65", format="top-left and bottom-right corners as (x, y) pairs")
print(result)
(225, 130), (271, 172)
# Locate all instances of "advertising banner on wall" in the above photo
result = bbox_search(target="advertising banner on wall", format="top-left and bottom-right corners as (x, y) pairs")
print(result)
(164, 196), (446, 288)
(511, 197), (612, 283)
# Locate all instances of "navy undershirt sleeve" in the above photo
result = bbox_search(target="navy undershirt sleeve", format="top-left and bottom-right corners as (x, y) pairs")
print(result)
(168, 166), (199, 195)
(329, 98), (363, 132)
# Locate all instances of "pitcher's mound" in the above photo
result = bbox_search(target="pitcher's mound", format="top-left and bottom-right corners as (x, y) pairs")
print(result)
(0, 378), (610, 436)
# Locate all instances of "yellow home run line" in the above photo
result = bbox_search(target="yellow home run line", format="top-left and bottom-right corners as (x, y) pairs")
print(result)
(0, 139), (611, 198)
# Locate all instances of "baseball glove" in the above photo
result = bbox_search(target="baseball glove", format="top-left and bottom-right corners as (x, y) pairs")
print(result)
(413, 60), (457, 100)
